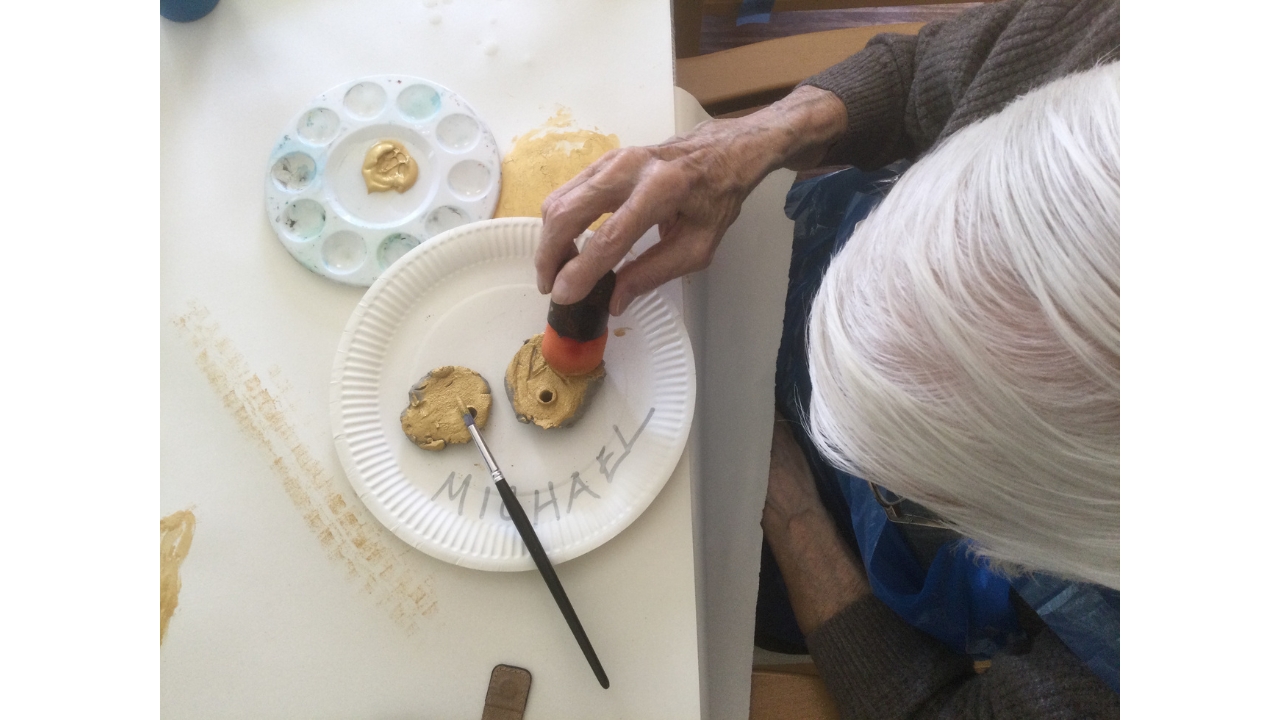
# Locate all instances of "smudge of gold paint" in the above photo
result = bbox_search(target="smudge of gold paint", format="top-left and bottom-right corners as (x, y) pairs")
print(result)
(494, 108), (620, 230)
(613, 327), (629, 337)
(160, 510), (196, 644)
(172, 303), (438, 634)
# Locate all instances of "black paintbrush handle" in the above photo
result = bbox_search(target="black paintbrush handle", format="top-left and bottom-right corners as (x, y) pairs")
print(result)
(494, 477), (611, 690)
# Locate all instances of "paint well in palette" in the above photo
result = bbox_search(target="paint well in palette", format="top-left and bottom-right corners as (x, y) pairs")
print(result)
(281, 199), (325, 240)
(322, 230), (367, 273)
(297, 107), (340, 144)
(425, 205), (469, 236)
(397, 84), (442, 121)
(343, 82), (387, 118)
(270, 152), (316, 192)
(378, 232), (422, 268)
(448, 160), (491, 197)
(436, 113), (480, 151)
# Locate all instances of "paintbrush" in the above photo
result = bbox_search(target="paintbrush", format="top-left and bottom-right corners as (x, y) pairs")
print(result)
(461, 409), (611, 690)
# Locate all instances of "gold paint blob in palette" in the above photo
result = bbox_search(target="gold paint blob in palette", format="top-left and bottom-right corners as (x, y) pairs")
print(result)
(264, 75), (503, 286)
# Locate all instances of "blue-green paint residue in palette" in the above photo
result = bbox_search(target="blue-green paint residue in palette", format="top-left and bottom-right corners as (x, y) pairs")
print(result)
(297, 107), (341, 145)
(270, 151), (318, 192)
(378, 233), (422, 269)
(269, 137), (328, 189)
(281, 199), (326, 240)
(397, 84), (442, 122)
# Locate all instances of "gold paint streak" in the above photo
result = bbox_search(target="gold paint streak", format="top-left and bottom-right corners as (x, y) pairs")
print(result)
(172, 303), (439, 634)
(362, 139), (419, 193)
(160, 510), (196, 644)
(613, 327), (629, 337)
(494, 108), (621, 230)
(399, 366), (492, 451)
(504, 334), (604, 429)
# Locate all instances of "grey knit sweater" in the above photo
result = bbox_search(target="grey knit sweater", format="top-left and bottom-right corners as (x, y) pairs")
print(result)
(808, 599), (1118, 719)
(802, 0), (1120, 170)
(797, 1), (1120, 717)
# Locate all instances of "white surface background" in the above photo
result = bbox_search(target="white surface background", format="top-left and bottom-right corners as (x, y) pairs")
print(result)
(161, 1), (704, 717)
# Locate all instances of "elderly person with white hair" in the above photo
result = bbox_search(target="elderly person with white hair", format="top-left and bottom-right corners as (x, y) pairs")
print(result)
(771, 61), (1119, 717)
(537, 0), (1119, 715)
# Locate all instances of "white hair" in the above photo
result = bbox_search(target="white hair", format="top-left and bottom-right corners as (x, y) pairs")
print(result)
(806, 63), (1120, 589)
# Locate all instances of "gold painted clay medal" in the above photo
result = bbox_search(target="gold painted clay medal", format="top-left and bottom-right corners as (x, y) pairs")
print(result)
(401, 366), (492, 450)
(505, 334), (604, 429)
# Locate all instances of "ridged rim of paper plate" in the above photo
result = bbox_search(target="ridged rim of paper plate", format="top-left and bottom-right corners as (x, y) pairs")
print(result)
(330, 218), (695, 571)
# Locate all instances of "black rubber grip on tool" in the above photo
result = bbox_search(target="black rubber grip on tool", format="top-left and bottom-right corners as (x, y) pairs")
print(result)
(546, 270), (615, 341)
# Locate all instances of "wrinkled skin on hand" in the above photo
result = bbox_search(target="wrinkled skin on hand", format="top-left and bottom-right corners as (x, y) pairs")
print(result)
(536, 86), (848, 314)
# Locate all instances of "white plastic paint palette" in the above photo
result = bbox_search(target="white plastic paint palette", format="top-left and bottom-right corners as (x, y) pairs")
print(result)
(265, 75), (502, 286)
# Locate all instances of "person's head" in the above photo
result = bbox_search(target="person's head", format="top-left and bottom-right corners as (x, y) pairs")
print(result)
(806, 62), (1120, 589)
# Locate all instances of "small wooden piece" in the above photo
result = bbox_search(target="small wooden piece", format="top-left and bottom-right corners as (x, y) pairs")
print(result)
(749, 663), (839, 720)
(481, 664), (532, 720)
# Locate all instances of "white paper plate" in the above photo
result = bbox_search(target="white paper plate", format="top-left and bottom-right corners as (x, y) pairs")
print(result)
(331, 218), (695, 571)
(266, 75), (502, 287)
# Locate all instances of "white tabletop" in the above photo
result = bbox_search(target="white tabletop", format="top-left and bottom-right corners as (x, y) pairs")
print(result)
(160, 1), (706, 717)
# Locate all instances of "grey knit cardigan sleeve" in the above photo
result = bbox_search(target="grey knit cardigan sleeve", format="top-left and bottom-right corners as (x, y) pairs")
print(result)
(801, 0), (1120, 170)
(807, 597), (1119, 719)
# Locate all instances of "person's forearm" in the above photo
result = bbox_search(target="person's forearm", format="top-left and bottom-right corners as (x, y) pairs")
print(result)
(761, 494), (869, 635)
(702, 86), (848, 195)
(762, 417), (870, 634)
(750, 86), (849, 173)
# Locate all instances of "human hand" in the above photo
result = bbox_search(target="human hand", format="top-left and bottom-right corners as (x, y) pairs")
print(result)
(535, 86), (847, 314)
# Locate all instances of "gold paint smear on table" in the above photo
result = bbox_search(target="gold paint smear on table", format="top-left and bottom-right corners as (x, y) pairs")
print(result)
(494, 108), (620, 230)
(172, 303), (438, 634)
(160, 509), (196, 644)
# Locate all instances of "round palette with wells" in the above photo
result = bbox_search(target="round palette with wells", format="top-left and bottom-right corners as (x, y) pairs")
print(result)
(265, 75), (502, 286)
